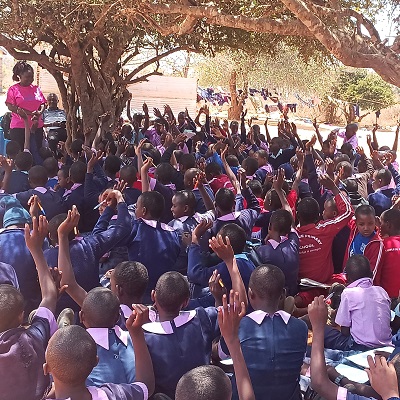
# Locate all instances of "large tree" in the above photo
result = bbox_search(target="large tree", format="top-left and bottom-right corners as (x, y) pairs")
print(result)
(0, 0), (197, 138)
(126, 0), (400, 87)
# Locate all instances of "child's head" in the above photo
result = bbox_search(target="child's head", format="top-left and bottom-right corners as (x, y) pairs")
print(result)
(171, 190), (196, 219)
(70, 139), (83, 159)
(39, 147), (53, 162)
(176, 365), (232, 400)
(205, 162), (222, 181)
(247, 179), (262, 199)
(321, 139), (331, 157)
(104, 155), (121, 177)
(241, 157), (258, 176)
(0, 284), (24, 332)
(152, 272), (190, 314)
(80, 287), (120, 328)
(345, 254), (372, 283)
(69, 161), (86, 184)
(28, 165), (48, 188)
(269, 209), (293, 236)
(345, 123), (358, 139)
(44, 325), (98, 386)
(15, 151), (33, 172)
(155, 163), (174, 185)
(110, 261), (149, 304)
(57, 166), (70, 189)
(335, 161), (353, 179)
(355, 205), (376, 237)
(6, 141), (20, 159)
(230, 120), (239, 135)
(372, 168), (392, 191)
(183, 168), (200, 190)
(215, 188), (235, 216)
(226, 155), (239, 168)
(135, 191), (164, 221)
(248, 265), (286, 309)
(340, 143), (354, 159)
(343, 178), (358, 194)
(121, 123), (133, 141)
(42, 157), (59, 178)
(297, 197), (320, 226)
(380, 208), (400, 237)
(119, 165), (137, 187)
(48, 213), (75, 245)
(217, 223), (246, 255)
(322, 197), (338, 220)
(179, 154), (196, 173)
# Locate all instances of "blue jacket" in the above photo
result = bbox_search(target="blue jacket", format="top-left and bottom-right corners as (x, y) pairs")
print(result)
(7, 170), (30, 194)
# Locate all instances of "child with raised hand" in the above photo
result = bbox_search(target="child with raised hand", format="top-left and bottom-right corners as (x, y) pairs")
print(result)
(56, 207), (140, 388)
(43, 306), (154, 400)
(0, 215), (58, 400)
(309, 295), (400, 400)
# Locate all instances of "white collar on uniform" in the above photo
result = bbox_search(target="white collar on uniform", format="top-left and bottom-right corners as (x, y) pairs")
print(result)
(86, 325), (129, 350)
(141, 218), (176, 232)
(217, 211), (241, 221)
(246, 310), (291, 325)
(142, 310), (196, 335)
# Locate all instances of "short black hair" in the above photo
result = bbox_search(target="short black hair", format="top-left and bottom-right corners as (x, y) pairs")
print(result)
(381, 209), (400, 230)
(6, 141), (20, 158)
(174, 190), (196, 213)
(343, 178), (358, 193)
(205, 162), (222, 177)
(226, 155), (239, 167)
(139, 191), (165, 220)
(58, 165), (70, 178)
(256, 149), (268, 159)
(119, 165), (137, 186)
(46, 325), (97, 384)
(155, 272), (189, 313)
(82, 287), (120, 327)
(70, 139), (83, 155)
(176, 365), (232, 400)
(42, 157), (59, 178)
(345, 255), (372, 282)
(179, 154), (196, 171)
(0, 284), (24, 332)
(336, 161), (353, 177)
(242, 157), (258, 176)
(104, 155), (121, 175)
(217, 223), (246, 254)
(69, 161), (86, 184)
(113, 261), (149, 301)
(297, 197), (320, 225)
(249, 265), (285, 301)
(341, 143), (354, 155)
(215, 188), (235, 213)
(247, 179), (262, 198)
(15, 151), (33, 171)
(270, 209), (293, 235)
(39, 147), (53, 161)
(155, 163), (174, 185)
(355, 204), (375, 219)
(48, 213), (75, 243)
(375, 168), (392, 186)
(12, 61), (34, 81)
(28, 165), (48, 187)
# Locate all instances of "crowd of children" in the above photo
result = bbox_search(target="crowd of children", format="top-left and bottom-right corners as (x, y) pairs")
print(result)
(4, 60), (400, 400)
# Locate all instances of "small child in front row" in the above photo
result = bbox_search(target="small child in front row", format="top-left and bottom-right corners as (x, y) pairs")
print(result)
(0, 215), (58, 400)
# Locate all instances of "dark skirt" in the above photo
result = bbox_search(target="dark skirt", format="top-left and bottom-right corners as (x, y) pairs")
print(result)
(9, 126), (44, 151)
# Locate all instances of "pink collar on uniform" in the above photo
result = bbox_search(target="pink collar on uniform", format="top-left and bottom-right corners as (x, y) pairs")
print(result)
(142, 310), (196, 335)
(267, 236), (288, 249)
(34, 186), (48, 194)
(63, 183), (82, 197)
(86, 325), (129, 350)
(346, 277), (373, 289)
(141, 218), (176, 231)
(217, 211), (241, 221)
(246, 310), (291, 325)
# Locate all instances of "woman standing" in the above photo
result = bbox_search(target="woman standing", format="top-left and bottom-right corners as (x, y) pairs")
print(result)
(5, 61), (46, 151)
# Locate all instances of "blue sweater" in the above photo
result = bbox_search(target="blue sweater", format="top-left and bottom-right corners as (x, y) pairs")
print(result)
(45, 203), (132, 313)
(7, 170), (30, 194)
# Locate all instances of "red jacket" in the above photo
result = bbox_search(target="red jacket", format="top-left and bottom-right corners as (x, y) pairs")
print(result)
(297, 192), (353, 283)
(342, 218), (383, 280)
(375, 235), (400, 298)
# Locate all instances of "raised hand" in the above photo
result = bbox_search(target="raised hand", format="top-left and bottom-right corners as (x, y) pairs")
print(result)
(25, 215), (48, 254)
(318, 173), (337, 192)
(296, 147), (305, 165)
(57, 206), (80, 237)
(307, 295), (328, 331)
(126, 304), (150, 334)
(192, 220), (212, 244)
(273, 168), (285, 192)
(356, 146), (365, 157)
(134, 138), (147, 157)
(49, 267), (68, 298)
(106, 190), (125, 208)
(209, 235), (234, 263)
(153, 107), (162, 118)
(209, 269), (226, 305)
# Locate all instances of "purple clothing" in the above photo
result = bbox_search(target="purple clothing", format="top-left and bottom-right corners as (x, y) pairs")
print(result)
(335, 277), (392, 348)
(337, 129), (358, 149)
(0, 307), (56, 400)
(0, 261), (19, 288)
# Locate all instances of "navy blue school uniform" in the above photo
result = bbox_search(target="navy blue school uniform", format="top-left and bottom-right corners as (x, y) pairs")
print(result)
(256, 232), (299, 296)
(7, 170), (30, 194)
(0, 261), (19, 288)
(123, 187), (141, 206)
(0, 228), (48, 315)
(192, 185), (214, 213)
(122, 218), (181, 304)
(222, 310), (308, 400)
(142, 307), (219, 399)
(45, 203), (132, 314)
(149, 178), (175, 223)
(254, 211), (273, 242)
(254, 165), (272, 184)
(86, 326), (136, 387)
(15, 186), (65, 221)
(63, 183), (99, 232)
(368, 188), (395, 216)
(187, 245), (256, 293)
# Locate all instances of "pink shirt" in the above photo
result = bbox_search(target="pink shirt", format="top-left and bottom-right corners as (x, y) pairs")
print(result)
(335, 277), (392, 348)
(6, 83), (46, 129)
(337, 129), (358, 149)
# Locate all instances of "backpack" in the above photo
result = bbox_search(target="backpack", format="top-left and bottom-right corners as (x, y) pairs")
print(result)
(1, 112), (12, 140)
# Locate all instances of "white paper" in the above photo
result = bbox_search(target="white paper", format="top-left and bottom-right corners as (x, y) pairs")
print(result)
(335, 364), (369, 384)
(345, 346), (395, 369)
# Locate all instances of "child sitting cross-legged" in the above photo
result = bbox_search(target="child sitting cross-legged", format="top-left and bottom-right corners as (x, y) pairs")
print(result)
(56, 206), (140, 388)
(0, 215), (58, 400)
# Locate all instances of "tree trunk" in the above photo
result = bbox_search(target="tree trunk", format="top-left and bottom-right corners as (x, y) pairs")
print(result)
(228, 70), (243, 121)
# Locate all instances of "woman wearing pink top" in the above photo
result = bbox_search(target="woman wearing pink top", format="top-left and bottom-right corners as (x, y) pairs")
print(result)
(5, 61), (46, 151)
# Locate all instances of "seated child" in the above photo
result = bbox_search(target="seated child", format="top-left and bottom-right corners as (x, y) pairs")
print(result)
(122, 191), (180, 304)
(241, 157), (258, 181)
(376, 208), (400, 299)
(205, 161), (234, 194)
(368, 168), (397, 216)
(43, 319), (154, 400)
(183, 168), (215, 213)
(254, 149), (273, 184)
(120, 165), (141, 205)
(219, 265), (308, 400)
(256, 210), (299, 296)
(6, 150), (32, 194)
(43, 157), (59, 189)
(0, 215), (58, 400)
(324, 255), (392, 351)
(14, 165), (64, 221)
(343, 205), (383, 278)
